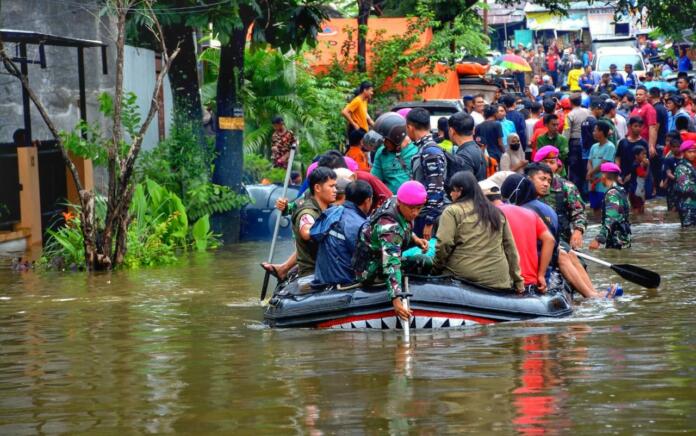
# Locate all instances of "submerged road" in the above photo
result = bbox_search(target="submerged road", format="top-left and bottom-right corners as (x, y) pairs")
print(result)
(0, 207), (694, 433)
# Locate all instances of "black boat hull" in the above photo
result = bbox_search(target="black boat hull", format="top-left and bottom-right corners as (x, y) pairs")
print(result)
(264, 276), (573, 329)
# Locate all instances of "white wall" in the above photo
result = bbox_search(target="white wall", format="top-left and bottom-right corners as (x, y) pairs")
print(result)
(123, 45), (173, 151)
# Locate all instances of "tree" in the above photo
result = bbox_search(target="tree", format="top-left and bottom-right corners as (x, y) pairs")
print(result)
(357, 0), (373, 72)
(0, 0), (179, 270)
(183, 0), (328, 242)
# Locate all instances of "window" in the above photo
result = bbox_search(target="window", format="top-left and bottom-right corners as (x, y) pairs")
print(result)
(596, 54), (644, 71)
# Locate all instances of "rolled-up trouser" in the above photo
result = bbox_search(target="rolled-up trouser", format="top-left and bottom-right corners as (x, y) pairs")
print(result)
(567, 139), (587, 198)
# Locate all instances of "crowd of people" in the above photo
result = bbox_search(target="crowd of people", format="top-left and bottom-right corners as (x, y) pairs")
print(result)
(262, 51), (696, 319)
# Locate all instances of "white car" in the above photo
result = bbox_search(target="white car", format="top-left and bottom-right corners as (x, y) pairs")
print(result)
(592, 46), (648, 81)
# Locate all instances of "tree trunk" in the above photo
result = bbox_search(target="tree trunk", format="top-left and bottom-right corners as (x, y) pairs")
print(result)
(163, 22), (204, 124)
(211, 17), (253, 243)
(357, 0), (372, 73)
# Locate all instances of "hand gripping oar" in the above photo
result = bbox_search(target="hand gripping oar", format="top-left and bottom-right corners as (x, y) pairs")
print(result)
(260, 142), (298, 301)
(572, 250), (661, 289)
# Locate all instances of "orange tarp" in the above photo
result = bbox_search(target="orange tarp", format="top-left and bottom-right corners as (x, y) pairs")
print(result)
(305, 18), (432, 71)
(305, 18), (459, 100)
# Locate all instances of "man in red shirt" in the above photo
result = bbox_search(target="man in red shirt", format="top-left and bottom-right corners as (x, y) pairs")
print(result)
(630, 85), (658, 158)
(480, 180), (555, 292)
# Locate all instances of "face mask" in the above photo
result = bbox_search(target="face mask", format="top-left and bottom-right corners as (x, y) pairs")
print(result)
(510, 142), (521, 151)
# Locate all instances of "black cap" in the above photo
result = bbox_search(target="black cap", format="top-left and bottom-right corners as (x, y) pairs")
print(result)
(272, 115), (284, 124)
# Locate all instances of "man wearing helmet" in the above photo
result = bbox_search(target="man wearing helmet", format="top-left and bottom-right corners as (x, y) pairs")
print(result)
(370, 112), (418, 194)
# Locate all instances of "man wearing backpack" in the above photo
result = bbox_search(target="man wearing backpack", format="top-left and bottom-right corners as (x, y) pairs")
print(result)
(406, 108), (447, 240)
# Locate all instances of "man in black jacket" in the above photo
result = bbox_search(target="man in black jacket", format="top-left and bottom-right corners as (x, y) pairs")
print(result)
(449, 112), (486, 181)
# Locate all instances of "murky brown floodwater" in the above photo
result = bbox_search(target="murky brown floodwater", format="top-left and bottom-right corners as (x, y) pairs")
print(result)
(1, 206), (695, 434)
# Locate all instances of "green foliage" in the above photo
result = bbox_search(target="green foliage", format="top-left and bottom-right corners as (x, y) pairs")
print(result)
(322, 5), (488, 112)
(137, 111), (249, 222)
(192, 214), (215, 251)
(61, 91), (143, 164)
(243, 154), (287, 184)
(201, 48), (350, 163)
(43, 222), (85, 268)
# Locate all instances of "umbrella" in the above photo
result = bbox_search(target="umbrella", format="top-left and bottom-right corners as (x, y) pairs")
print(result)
(642, 81), (678, 93)
(493, 54), (532, 72)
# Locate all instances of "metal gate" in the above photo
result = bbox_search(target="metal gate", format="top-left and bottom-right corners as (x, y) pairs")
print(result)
(0, 145), (21, 231)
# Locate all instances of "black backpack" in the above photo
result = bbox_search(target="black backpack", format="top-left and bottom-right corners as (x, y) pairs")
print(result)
(411, 141), (466, 190)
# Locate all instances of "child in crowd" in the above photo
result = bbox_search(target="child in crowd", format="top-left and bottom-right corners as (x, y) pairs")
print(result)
(628, 146), (651, 213)
(661, 132), (683, 211)
(587, 121), (617, 212)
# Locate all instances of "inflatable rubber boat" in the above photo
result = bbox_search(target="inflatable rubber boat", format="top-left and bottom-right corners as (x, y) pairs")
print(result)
(264, 275), (573, 329)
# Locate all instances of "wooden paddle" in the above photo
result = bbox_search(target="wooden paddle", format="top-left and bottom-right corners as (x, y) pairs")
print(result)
(260, 142), (298, 301)
(572, 250), (661, 289)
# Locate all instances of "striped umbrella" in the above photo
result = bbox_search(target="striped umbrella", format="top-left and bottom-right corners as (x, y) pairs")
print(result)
(493, 54), (532, 72)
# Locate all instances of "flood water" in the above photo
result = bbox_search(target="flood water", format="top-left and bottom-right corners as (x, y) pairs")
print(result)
(1, 208), (695, 434)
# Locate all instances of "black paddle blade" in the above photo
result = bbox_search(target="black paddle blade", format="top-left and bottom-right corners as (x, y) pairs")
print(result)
(260, 271), (271, 301)
(611, 263), (661, 289)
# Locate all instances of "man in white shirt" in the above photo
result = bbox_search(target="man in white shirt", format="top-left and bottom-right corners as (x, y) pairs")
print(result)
(471, 94), (486, 126)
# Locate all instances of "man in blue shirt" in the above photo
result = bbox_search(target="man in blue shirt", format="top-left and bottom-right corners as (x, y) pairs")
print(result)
(609, 64), (625, 86)
(624, 64), (641, 88)
(311, 180), (374, 286)
(678, 47), (693, 72)
(501, 94), (528, 150)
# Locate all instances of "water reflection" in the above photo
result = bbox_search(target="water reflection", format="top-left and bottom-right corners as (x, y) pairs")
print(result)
(0, 222), (695, 433)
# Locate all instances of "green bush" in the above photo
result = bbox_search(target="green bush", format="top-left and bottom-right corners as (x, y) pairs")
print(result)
(40, 180), (219, 270)
(137, 111), (249, 222)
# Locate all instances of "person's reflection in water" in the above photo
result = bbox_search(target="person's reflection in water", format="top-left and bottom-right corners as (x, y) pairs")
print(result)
(512, 333), (563, 435)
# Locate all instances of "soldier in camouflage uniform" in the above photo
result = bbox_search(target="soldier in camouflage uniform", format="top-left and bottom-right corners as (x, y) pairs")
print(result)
(674, 140), (696, 227)
(590, 163), (632, 249)
(534, 146), (587, 248)
(354, 182), (429, 320)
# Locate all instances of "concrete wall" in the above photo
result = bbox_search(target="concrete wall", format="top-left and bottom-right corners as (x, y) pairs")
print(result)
(0, 0), (115, 143)
(123, 45), (173, 151)
(0, 0), (173, 162)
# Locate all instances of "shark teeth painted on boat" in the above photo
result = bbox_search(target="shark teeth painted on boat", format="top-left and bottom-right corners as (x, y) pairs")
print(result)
(327, 315), (482, 330)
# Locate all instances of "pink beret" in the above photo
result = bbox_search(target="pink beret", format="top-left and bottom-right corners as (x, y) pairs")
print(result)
(306, 161), (318, 178)
(600, 162), (621, 174)
(396, 108), (412, 119)
(397, 181), (427, 206)
(533, 145), (560, 163)
(680, 140), (696, 153)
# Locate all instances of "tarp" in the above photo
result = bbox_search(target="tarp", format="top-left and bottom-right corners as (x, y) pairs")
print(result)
(305, 18), (432, 72)
(526, 11), (588, 31)
(587, 11), (616, 40)
(306, 18), (459, 100)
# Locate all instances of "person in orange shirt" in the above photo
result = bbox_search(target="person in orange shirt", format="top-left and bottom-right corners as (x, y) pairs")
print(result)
(342, 81), (374, 133)
(345, 129), (371, 171)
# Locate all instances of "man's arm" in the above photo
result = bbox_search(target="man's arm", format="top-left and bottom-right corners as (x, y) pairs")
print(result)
(501, 219), (524, 292)
(565, 182), (587, 249)
(419, 150), (447, 238)
(371, 147), (384, 180)
(496, 125), (505, 153)
(648, 124), (657, 156)
(298, 213), (316, 241)
(341, 100), (359, 130)
(537, 229), (555, 292)
(379, 227), (405, 300)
